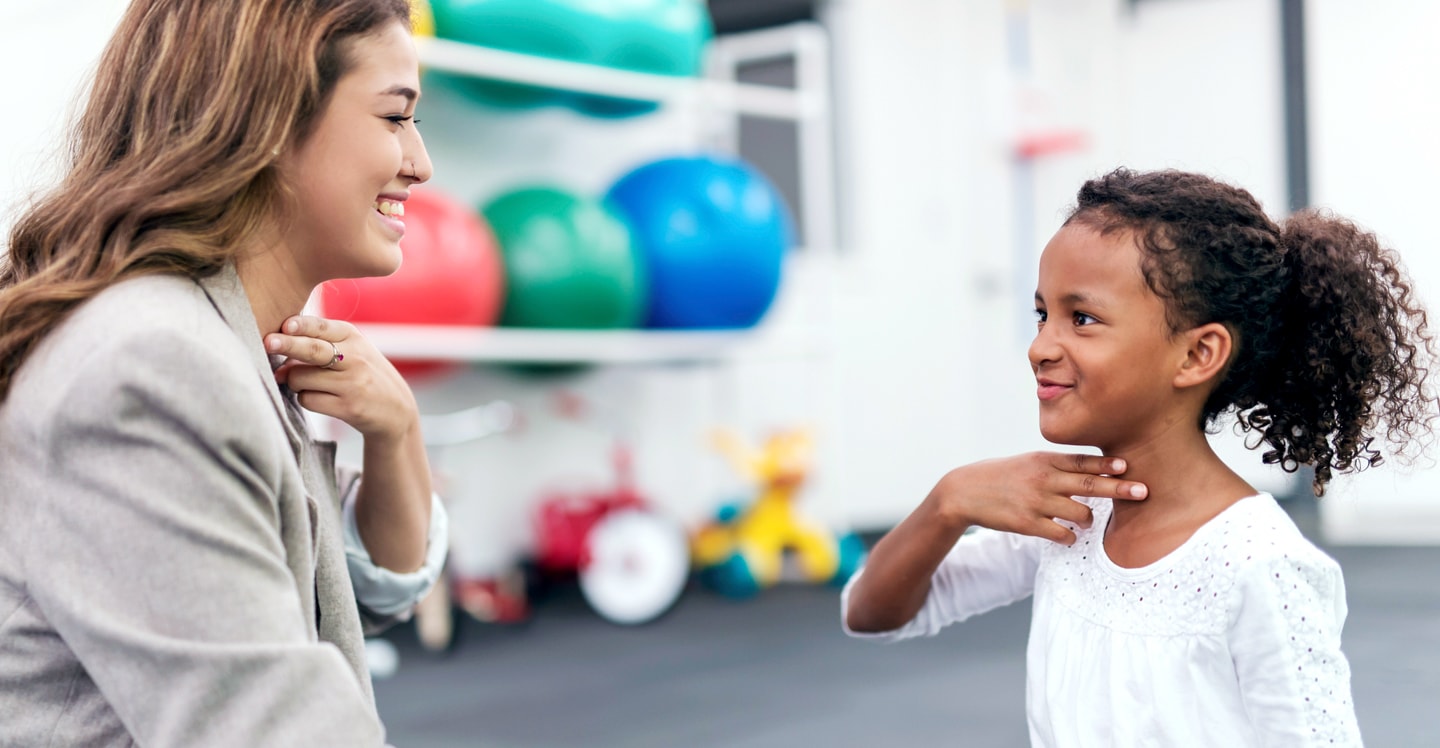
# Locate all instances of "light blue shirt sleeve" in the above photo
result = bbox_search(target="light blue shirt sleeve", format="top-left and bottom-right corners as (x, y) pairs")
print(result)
(341, 485), (448, 618)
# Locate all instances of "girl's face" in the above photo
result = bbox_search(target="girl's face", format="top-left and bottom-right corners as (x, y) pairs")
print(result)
(280, 20), (432, 285)
(1028, 224), (1193, 452)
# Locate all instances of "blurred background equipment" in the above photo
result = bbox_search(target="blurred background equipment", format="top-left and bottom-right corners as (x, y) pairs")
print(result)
(606, 154), (793, 329)
(426, 0), (712, 117)
(693, 428), (864, 598)
(483, 186), (648, 330)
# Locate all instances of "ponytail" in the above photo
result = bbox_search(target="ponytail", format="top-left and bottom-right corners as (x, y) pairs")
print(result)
(1248, 211), (1436, 492)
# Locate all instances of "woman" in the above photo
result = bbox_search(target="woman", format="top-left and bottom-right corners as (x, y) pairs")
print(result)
(0, 1), (448, 745)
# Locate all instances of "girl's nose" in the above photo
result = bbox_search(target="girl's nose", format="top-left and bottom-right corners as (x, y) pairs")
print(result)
(1028, 323), (1060, 369)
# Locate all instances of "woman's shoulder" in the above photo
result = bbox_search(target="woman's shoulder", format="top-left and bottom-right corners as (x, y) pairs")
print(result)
(10, 272), (256, 419)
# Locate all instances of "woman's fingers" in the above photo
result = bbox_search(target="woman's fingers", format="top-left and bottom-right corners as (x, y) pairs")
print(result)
(263, 316), (355, 367)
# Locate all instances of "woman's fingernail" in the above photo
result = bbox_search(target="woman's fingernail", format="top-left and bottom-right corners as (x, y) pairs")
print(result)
(1131, 485), (1147, 499)
(267, 336), (281, 352)
(285, 319), (298, 333)
(1112, 460), (1126, 472)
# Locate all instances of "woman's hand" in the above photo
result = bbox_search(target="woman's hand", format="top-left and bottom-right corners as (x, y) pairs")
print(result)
(932, 452), (1148, 546)
(265, 314), (431, 572)
(264, 315), (418, 443)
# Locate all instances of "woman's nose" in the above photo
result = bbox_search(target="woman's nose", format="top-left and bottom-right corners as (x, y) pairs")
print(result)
(404, 130), (433, 184)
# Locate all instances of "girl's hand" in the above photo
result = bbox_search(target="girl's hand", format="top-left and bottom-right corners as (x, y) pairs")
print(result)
(933, 452), (1148, 546)
(264, 315), (418, 443)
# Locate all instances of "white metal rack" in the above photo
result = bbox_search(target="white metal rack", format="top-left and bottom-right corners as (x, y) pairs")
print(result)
(355, 323), (825, 365)
(365, 25), (838, 365)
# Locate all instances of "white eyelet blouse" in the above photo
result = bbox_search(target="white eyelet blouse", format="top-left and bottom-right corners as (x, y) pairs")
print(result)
(842, 493), (1363, 747)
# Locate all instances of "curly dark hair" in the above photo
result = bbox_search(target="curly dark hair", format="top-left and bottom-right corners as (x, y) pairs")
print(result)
(1066, 168), (1437, 494)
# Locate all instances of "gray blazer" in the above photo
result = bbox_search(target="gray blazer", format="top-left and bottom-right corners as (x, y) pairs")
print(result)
(0, 265), (388, 746)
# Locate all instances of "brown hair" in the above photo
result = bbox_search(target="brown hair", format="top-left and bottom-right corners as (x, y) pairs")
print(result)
(0, 0), (411, 400)
(1067, 168), (1438, 494)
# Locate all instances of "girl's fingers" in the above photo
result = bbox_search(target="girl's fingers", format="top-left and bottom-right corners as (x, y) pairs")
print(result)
(1048, 497), (1094, 529)
(1035, 519), (1078, 546)
(1050, 452), (1127, 477)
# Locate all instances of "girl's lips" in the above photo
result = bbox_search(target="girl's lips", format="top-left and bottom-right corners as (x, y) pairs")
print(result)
(1036, 383), (1072, 401)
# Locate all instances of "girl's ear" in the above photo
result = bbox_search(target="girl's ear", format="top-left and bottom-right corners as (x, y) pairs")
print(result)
(1175, 322), (1233, 389)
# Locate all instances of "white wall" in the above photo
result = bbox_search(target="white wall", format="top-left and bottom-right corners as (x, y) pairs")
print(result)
(0, 2), (128, 245)
(1307, 0), (1440, 543)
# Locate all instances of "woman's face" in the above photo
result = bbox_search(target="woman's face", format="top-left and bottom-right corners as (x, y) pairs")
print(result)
(280, 20), (433, 285)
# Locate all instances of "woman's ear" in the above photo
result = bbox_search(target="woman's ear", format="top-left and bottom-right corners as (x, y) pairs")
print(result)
(1175, 322), (1233, 389)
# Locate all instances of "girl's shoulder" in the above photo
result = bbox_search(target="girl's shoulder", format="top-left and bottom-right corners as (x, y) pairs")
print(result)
(1038, 494), (1342, 635)
(1210, 494), (1340, 572)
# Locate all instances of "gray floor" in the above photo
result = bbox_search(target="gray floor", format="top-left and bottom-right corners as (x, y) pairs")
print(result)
(375, 503), (1440, 747)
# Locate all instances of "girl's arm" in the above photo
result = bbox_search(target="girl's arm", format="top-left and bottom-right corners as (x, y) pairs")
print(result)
(1230, 551), (1363, 746)
(845, 452), (1146, 634)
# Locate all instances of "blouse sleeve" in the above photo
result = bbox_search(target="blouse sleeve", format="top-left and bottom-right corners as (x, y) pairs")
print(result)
(337, 466), (449, 623)
(1229, 550), (1363, 746)
(842, 528), (1044, 642)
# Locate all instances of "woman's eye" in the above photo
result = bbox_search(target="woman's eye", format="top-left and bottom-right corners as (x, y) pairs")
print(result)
(1034, 309), (1048, 324)
(384, 115), (415, 126)
(1073, 311), (1096, 326)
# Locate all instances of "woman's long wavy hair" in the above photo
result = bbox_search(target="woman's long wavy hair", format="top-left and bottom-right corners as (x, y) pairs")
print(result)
(0, 0), (411, 401)
(1067, 168), (1438, 494)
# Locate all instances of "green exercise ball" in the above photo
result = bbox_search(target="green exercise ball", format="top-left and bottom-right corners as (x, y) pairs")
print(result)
(483, 187), (647, 329)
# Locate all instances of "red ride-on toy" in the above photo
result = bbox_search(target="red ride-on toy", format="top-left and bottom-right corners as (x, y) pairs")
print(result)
(533, 441), (690, 625)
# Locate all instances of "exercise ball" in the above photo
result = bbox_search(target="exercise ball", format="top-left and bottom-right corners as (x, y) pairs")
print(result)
(483, 186), (646, 329)
(569, 0), (714, 118)
(321, 188), (504, 378)
(604, 155), (793, 328)
(427, 0), (711, 117)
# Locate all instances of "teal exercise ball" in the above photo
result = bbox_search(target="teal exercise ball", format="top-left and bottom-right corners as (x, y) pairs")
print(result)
(428, 0), (712, 117)
(482, 186), (647, 329)
(605, 155), (794, 329)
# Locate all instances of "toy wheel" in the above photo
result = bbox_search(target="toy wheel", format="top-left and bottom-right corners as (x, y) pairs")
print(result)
(579, 509), (689, 625)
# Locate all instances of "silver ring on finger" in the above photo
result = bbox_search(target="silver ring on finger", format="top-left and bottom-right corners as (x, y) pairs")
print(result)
(323, 341), (344, 370)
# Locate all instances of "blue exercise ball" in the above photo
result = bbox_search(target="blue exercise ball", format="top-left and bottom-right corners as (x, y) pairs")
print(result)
(604, 155), (793, 329)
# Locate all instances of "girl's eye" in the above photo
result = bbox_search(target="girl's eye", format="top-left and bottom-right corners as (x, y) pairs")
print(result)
(384, 115), (419, 126)
(1034, 308), (1048, 325)
(1073, 311), (1097, 326)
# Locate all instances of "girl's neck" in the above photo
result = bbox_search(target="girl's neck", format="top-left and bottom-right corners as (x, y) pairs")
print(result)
(1100, 429), (1257, 568)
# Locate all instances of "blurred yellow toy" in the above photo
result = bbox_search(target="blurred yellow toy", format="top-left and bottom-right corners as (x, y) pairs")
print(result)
(693, 429), (865, 598)
(409, 0), (434, 37)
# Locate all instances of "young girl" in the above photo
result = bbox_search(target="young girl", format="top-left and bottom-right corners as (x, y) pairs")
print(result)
(843, 168), (1436, 746)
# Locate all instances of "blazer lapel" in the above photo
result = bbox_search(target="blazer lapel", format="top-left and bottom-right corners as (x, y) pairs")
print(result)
(196, 264), (305, 456)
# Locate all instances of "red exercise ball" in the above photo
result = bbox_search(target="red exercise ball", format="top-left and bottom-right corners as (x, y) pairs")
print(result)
(321, 188), (504, 379)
